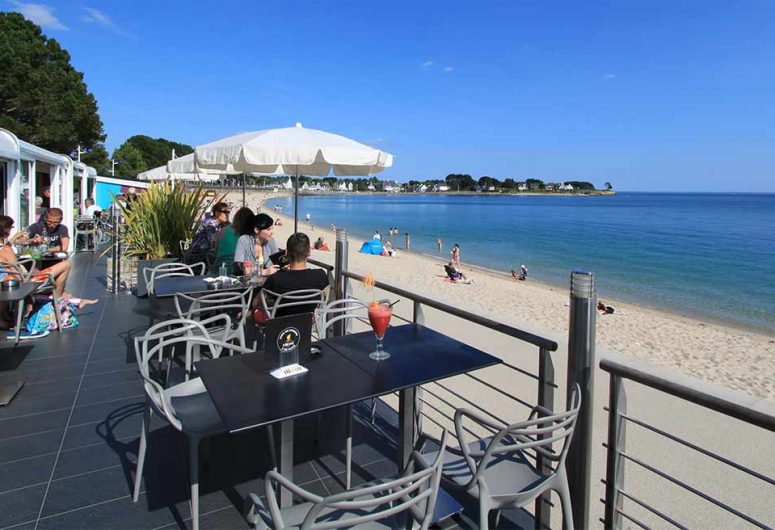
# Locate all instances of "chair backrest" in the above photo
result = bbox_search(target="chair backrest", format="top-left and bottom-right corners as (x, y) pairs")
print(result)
(174, 288), (253, 327)
(260, 287), (327, 320)
(0, 259), (33, 282)
(143, 262), (206, 296)
(444, 265), (458, 279)
(133, 317), (249, 430)
(455, 384), (582, 488)
(314, 297), (369, 338)
(265, 431), (448, 529)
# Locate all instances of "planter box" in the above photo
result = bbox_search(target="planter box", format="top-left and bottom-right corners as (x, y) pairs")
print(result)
(106, 254), (138, 293)
(136, 258), (178, 297)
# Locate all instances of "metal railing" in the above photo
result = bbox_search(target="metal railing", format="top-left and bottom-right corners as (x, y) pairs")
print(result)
(601, 355), (775, 529)
(323, 229), (571, 528)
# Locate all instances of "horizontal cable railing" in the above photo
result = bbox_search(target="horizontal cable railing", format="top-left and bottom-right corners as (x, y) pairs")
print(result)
(601, 355), (775, 529)
(334, 267), (560, 526)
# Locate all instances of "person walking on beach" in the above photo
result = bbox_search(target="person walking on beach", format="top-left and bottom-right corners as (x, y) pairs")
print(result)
(437, 237), (443, 256)
(451, 243), (461, 269)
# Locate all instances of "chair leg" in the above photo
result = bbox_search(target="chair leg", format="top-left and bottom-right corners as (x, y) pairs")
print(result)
(479, 497), (490, 530)
(188, 435), (201, 530)
(14, 298), (24, 347)
(133, 404), (151, 502)
(557, 474), (575, 530)
(50, 291), (62, 333)
(266, 425), (277, 470)
(346, 404), (353, 490)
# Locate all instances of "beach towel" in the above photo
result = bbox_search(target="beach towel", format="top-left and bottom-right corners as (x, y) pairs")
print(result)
(25, 299), (79, 333)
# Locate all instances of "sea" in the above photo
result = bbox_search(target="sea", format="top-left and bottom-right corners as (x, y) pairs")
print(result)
(273, 193), (775, 334)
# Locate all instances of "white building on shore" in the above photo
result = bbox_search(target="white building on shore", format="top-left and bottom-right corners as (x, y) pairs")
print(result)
(0, 128), (95, 233)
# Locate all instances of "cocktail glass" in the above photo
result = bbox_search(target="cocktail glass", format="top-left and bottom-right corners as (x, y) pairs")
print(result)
(368, 300), (393, 361)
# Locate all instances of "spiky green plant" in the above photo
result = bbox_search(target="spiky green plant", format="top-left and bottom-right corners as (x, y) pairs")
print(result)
(109, 182), (222, 259)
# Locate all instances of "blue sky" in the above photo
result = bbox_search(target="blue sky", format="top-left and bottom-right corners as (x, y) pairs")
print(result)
(6, 0), (775, 191)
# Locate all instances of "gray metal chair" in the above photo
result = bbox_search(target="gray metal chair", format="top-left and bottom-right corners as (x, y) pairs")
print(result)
(0, 258), (62, 345)
(419, 385), (581, 530)
(260, 287), (327, 320)
(246, 430), (448, 530)
(133, 321), (253, 530)
(313, 297), (371, 489)
(143, 262), (206, 324)
(174, 288), (254, 349)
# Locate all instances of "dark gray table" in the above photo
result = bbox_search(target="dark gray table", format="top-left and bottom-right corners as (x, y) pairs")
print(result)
(153, 275), (260, 298)
(0, 282), (39, 404)
(196, 323), (501, 506)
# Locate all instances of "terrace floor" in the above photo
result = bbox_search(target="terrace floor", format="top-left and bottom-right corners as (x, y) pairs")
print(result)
(0, 252), (532, 529)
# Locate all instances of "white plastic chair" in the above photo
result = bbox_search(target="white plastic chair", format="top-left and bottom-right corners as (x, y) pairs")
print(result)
(133, 322), (252, 530)
(246, 431), (449, 530)
(0, 258), (62, 345)
(260, 287), (327, 321)
(420, 385), (582, 530)
(143, 262), (206, 323)
(174, 288), (254, 349)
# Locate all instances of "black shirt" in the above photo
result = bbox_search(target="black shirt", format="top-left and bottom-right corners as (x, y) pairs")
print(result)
(28, 222), (69, 250)
(263, 268), (329, 317)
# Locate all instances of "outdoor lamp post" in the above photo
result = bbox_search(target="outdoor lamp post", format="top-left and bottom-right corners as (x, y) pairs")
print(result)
(110, 159), (122, 176)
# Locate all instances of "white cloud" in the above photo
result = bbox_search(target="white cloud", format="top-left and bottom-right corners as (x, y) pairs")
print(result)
(444, 66), (454, 73)
(604, 73), (616, 80)
(9, 1), (68, 30)
(421, 60), (434, 68)
(81, 7), (114, 28)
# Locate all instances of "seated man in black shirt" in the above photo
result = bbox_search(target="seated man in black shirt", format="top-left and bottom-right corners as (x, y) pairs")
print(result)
(28, 207), (70, 252)
(262, 232), (329, 318)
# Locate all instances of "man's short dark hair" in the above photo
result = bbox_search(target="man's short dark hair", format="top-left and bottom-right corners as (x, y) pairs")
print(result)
(286, 232), (310, 263)
(212, 202), (229, 214)
(47, 208), (63, 219)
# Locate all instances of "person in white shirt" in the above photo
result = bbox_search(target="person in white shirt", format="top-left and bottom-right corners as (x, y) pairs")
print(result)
(83, 198), (102, 217)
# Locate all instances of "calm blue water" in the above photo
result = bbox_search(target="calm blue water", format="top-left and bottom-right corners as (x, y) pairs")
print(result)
(274, 193), (775, 334)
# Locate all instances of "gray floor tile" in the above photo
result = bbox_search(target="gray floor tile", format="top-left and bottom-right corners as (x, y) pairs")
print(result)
(74, 380), (143, 407)
(36, 492), (179, 530)
(0, 453), (55, 494)
(0, 483), (45, 529)
(0, 410), (69, 441)
(0, 430), (62, 465)
(40, 466), (135, 518)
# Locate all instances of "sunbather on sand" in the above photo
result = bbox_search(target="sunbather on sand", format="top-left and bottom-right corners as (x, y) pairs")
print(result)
(445, 262), (473, 284)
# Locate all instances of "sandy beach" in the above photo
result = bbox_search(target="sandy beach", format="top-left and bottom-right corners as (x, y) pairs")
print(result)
(234, 190), (775, 401)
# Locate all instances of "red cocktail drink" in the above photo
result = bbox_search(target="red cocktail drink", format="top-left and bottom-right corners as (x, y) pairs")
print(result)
(368, 302), (392, 360)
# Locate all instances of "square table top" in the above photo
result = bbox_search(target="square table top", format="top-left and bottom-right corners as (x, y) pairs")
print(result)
(196, 324), (501, 433)
(153, 275), (261, 298)
(0, 282), (38, 302)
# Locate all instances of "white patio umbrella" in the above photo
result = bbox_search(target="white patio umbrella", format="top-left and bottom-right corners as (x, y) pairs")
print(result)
(137, 153), (226, 182)
(167, 123), (394, 231)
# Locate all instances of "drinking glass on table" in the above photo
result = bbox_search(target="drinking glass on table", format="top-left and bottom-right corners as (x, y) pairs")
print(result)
(368, 300), (393, 361)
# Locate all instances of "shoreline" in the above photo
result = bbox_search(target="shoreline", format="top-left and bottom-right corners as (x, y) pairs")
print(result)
(242, 189), (775, 400)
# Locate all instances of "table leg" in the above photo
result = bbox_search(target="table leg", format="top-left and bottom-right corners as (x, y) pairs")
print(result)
(14, 298), (24, 347)
(397, 386), (418, 469)
(279, 419), (294, 508)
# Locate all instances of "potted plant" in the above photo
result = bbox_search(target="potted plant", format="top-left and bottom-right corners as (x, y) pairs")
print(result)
(105, 182), (222, 296)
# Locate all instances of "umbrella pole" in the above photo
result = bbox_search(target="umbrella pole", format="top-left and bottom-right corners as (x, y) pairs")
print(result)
(242, 173), (246, 207)
(294, 173), (299, 233)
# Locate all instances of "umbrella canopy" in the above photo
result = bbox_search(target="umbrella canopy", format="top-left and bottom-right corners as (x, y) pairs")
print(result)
(138, 153), (224, 182)
(167, 123), (394, 231)
(167, 123), (393, 176)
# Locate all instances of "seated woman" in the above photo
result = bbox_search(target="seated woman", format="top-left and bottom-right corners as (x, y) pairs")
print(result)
(213, 207), (253, 273)
(0, 215), (72, 294)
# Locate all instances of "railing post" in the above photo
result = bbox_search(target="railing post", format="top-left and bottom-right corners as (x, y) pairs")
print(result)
(333, 228), (348, 337)
(604, 374), (626, 529)
(566, 270), (597, 529)
(535, 346), (555, 529)
(412, 300), (425, 326)
(110, 207), (120, 294)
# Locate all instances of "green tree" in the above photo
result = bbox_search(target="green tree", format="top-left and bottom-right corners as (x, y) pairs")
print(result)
(122, 135), (194, 169)
(112, 143), (147, 178)
(502, 178), (516, 190)
(0, 13), (106, 156)
(565, 181), (596, 191)
(445, 173), (475, 191)
(604, 181), (613, 190)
